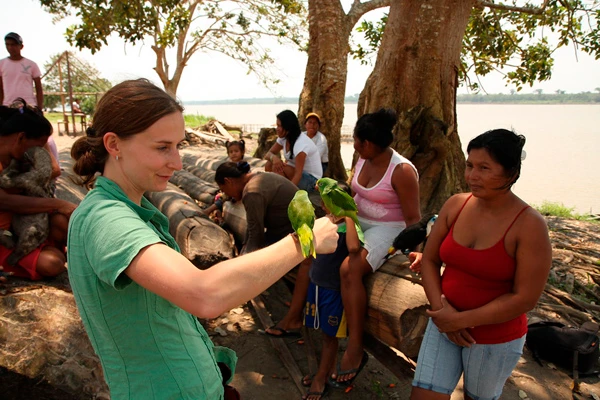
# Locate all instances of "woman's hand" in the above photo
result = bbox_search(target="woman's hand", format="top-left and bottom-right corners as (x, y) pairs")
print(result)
(55, 199), (77, 217)
(427, 295), (468, 333)
(445, 329), (476, 347)
(271, 156), (285, 174)
(312, 216), (338, 254)
(408, 251), (422, 274)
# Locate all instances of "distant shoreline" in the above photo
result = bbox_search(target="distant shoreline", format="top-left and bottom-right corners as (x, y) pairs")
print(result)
(184, 93), (600, 106)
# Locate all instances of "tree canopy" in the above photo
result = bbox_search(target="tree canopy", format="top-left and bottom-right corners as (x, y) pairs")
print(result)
(40, 0), (307, 96)
(352, 0), (600, 92)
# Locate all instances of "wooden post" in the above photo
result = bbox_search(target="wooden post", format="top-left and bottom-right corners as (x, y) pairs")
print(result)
(65, 52), (75, 136)
(57, 52), (68, 136)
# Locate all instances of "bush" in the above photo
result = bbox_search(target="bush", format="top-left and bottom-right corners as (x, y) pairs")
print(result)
(184, 114), (215, 127)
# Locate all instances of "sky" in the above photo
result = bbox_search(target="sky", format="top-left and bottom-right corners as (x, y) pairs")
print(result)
(2, 0), (600, 103)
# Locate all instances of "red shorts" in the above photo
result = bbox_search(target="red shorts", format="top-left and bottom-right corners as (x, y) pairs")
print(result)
(0, 242), (52, 281)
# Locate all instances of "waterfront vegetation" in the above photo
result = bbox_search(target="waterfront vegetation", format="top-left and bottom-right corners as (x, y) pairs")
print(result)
(535, 201), (598, 221)
(184, 92), (600, 106)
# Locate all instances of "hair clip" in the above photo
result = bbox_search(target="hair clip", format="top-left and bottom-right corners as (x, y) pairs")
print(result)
(521, 149), (527, 161)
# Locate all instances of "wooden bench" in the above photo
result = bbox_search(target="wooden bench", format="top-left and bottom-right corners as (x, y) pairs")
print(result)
(58, 114), (87, 136)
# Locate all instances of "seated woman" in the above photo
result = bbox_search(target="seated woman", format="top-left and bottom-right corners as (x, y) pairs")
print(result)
(411, 129), (551, 400)
(264, 110), (322, 192)
(303, 112), (329, 175)
(0, 105), (77, 280)
(333, 109), (421, 388)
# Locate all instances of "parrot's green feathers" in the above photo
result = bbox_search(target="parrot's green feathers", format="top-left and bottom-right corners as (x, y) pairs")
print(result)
(297, 224), (315, 258)
(288, 190), (316, 258)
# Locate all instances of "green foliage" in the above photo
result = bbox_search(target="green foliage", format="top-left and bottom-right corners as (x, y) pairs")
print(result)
(183, 113), (216, 127)
(42, 52), (112, 113)
(40, 0), (307, 95)
(457, 91), (600, 103)
(351, 2), (600, 91)
(534, 201), (598, 222)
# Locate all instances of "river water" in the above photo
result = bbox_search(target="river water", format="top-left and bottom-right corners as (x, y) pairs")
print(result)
(184, 103), (600, 214)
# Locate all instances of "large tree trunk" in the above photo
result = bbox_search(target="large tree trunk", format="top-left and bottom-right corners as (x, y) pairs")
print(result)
(298, 0), (350, 180)
(358, 0), (472, 213)
(298, 0), (390, 181)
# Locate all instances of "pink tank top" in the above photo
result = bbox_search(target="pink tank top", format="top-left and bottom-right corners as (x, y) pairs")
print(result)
(351, 150), (417, 224)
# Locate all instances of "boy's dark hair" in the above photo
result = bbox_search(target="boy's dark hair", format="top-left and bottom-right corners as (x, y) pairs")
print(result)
(226, 139), (245, 152)
(277, 110), (301, 159)
(215, 161), (251, 185)
(467, 129), (526, 189)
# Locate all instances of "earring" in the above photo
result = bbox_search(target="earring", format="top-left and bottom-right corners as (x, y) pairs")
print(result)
(116, 155), (119, 161)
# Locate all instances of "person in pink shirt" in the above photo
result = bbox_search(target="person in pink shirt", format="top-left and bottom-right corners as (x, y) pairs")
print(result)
(331, 108), (421, 389)
(0, 33), (43, 109)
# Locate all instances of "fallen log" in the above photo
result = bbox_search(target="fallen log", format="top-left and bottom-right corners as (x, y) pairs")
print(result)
(213, 120), (235, 141)
(187, 128), (228, 145)
(169, 169), (218, 206)
(145, 183), (234, 268)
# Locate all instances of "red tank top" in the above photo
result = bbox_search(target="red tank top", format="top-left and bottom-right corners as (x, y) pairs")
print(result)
(439, 195), (529, 344)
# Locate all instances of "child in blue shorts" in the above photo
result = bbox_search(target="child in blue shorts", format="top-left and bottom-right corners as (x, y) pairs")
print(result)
(302, 214), (361, 400)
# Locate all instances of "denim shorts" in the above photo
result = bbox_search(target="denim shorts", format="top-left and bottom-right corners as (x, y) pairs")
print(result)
(412, 319), (525, 400)
(297, 171), (319, 192)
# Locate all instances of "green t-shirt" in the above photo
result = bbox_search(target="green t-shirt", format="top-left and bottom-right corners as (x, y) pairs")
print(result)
(67, 176), (226, 399)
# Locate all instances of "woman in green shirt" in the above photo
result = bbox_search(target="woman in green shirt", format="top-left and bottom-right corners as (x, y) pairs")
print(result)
(67, 79), (338, 400)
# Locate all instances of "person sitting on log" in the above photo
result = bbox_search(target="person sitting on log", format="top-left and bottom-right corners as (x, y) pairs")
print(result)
(66, 78), (340, 400)
(203, 140), (246, 223)
(302, 202), (362, 400)
(332, 108), (421, 389)
(264, 109), (322, 192)
(302, 112), (329, 176)
(216, 161), (313, 337)
(0, 104), (76, 281)
(411, 129), (551, 400)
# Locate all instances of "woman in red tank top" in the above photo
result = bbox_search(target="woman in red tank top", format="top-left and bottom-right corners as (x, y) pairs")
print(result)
(411, 129), (552, 400)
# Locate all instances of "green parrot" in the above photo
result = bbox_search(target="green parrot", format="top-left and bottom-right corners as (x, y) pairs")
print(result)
(316, 178), (364, 243)
(287, 190), (316, 258)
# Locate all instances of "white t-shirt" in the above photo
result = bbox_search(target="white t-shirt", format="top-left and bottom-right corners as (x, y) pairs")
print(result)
(0, 57), (41, 106)
(303, 131), (329, 163)
(276, 134), (323, 179)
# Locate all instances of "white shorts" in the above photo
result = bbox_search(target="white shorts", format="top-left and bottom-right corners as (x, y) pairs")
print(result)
(359, 217), (406, 271)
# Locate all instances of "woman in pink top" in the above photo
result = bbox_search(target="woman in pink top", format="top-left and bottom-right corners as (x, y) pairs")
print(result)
(331, 109), (421, 388)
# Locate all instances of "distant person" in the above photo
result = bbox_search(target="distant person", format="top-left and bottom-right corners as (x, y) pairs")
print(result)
(202, 140), (246, 222)
(303, 112), (329, 175)
(71, 98), (83, 114)
(411, 129), (552, 400)
(264, 110), (322, 192)
(1, 34), (60, 175)
(0, 33), (43, 110)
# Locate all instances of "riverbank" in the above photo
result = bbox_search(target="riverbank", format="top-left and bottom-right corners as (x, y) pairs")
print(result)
(3, 128), (597, 400)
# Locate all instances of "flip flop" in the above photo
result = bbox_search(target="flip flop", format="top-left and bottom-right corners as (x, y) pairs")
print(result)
(327, 351), (369, 389)
(302, 373), (316, 387)
(263, 325), (302, 338)
(302, 384), (328, 400)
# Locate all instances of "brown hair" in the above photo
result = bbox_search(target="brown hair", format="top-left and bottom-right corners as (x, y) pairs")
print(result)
(71, 79), (183, 187)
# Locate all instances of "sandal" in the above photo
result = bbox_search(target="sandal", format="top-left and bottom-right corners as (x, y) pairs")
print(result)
(328, 351), (369, 389)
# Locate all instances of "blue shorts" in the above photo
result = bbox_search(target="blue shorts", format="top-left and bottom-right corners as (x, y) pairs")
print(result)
(412, 319), (525, 400)
(297, 172), (319, 193)
(304, 282), (347, 338)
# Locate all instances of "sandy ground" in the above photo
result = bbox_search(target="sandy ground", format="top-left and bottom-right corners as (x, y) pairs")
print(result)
(9, 127), (598, 400)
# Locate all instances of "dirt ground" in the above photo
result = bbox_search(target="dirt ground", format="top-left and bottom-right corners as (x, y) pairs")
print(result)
(2, 130), (599, 399)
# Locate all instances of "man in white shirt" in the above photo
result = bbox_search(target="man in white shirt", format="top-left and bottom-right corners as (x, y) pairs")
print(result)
(303, 112), (329, 175)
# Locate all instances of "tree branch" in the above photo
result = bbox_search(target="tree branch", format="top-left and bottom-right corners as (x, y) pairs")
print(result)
(347, 0), (391, 28)
(476, 0), (551, 14)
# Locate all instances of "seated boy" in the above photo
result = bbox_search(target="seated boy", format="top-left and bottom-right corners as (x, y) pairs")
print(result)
(302, 213), (361, 400)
